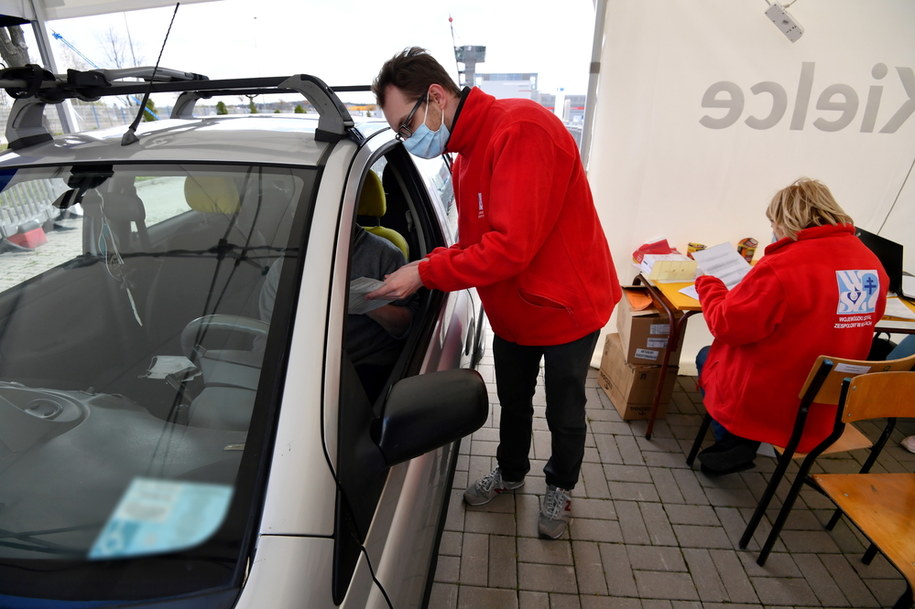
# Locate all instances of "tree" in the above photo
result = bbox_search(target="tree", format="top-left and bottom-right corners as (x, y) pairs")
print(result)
(248, 99), (258, 114)
(0, 25), (31, 68)
(215, 101), (228, 115)
(294, 104), (306, 114)
(142, 98), (157, 121)
(97, 26), (143, 109)
(100, 25), (133, 69)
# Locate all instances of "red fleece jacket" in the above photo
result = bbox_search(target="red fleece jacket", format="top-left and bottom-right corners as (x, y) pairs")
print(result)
(418, 88), (620, 346)
(696, 224), (888, 451)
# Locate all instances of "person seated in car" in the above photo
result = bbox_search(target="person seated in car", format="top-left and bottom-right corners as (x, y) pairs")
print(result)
(259, 224), (417, 400)
(695, 178), (888, 475)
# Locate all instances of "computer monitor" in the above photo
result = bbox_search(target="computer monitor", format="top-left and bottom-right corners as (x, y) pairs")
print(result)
(855, 227), (903, 296)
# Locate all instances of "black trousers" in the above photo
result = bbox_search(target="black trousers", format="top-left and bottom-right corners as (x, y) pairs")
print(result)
(493, 330), (600, 490)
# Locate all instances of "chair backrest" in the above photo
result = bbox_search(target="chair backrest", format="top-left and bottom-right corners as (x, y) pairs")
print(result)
(358, 171), (408, 260)
(794, 353), (915, 457)
(799, 352), (915, 406)
(840, 370), (915, 424)
(776, 352), (915, 455)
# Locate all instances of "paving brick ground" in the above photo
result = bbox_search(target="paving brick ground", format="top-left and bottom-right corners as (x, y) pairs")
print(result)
(432, 343), (915, 609)
(6, 223), (912, 608)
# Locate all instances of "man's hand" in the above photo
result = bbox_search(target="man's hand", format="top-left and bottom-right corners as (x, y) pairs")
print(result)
(366, 260), (424, 301)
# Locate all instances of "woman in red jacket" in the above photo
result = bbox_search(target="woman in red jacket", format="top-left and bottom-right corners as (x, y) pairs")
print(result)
(696, 178), (888, 475)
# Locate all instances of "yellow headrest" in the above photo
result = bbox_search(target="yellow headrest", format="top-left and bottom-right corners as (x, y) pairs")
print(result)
(358, 172), (386, 217)
(185, 176), (240, 214)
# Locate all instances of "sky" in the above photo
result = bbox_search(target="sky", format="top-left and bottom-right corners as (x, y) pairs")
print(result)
(36, 0), (597, 104)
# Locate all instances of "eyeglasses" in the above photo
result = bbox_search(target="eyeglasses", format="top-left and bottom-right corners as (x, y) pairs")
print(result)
(394, 94), (427, 141)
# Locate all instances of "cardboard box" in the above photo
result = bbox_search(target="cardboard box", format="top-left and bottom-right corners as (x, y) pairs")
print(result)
(598, 333), (677, 420)
(616, 286), (684, 366)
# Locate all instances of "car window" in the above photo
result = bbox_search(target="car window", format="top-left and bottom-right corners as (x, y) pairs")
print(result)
(0, 163), (315, 601)
(0, 171), (71, 289)
(411, 156), (457, 242)
(429, 159), (457, 239)
(331, 149), (449, 600)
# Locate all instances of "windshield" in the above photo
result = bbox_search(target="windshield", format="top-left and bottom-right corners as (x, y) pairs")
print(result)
(0, 163), (315, 604)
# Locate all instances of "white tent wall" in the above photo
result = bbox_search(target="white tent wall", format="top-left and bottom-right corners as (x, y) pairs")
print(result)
(586, 0), (915, 372)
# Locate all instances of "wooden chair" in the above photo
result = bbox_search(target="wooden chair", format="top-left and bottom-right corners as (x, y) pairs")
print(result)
(686, 352), (915, 565)
(811, 371), (915, 609)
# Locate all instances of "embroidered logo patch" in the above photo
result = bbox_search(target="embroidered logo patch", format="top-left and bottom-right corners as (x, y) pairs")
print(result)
(835, 269), (880, 315)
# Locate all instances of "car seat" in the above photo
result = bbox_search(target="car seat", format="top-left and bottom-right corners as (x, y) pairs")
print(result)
(358, 171), (408, 260)
(140, 177), (266, 356)
(181, 175), (250, 248)
(184, 175), (241, 214)
(183, 174), (289, 271)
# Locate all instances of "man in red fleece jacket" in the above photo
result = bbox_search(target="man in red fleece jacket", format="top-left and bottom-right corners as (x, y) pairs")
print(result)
(368, 47), (620, 539)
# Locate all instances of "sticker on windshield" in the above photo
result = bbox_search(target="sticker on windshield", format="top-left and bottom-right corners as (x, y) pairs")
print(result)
(89, 477), (233, 560)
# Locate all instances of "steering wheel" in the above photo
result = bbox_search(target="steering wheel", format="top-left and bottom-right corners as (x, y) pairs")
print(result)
(180, 314), (269, 361)
(179, 314), (268, 428)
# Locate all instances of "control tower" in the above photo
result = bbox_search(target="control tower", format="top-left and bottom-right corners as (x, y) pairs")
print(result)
(454, 45), (486, 88)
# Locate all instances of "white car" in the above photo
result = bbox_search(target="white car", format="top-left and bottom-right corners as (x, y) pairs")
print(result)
(0, 68), (487, 608)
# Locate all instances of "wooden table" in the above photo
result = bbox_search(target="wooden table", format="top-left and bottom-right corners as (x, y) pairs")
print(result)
(877, 296), (915, 334)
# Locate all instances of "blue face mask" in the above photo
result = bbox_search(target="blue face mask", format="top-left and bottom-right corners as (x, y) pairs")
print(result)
(404, 102), (449, 159)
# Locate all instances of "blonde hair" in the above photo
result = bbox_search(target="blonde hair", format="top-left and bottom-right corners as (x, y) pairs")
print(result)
(766, 178), (854, 240)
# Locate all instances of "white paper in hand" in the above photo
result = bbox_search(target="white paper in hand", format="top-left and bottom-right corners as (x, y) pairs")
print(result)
(349, 277), (395, 315)
(692, 243), (751, 289)
(142, 356), (199, 380)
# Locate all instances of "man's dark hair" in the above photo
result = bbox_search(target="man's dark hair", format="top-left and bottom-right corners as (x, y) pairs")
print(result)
(372, 47), (461, 106)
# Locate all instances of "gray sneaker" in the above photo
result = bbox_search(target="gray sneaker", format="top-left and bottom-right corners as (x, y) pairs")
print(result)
(463, 467), (524, 506)
(538, 485), (572, 539)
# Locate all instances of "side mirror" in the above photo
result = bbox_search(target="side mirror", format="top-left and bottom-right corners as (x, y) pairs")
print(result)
(374, 369), (488, 466)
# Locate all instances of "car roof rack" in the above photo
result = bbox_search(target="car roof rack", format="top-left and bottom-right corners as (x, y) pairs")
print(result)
(0, 65), (362, 150)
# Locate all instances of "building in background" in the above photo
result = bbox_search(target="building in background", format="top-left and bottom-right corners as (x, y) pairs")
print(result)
(536, 92), (586, 126)
(454, 44), (584, 131)
(454, 45), (486, 88)
(473, 72), (538, 100)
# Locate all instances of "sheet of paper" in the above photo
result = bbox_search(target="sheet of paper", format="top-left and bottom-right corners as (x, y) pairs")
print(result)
(679, 284), (700, 301)
(349, 277), (395, 315)
(884, 296), (915, 320)
(691, 242), (751, 289)
(902, 275), (915, 298)
(142, 355), (198, 380)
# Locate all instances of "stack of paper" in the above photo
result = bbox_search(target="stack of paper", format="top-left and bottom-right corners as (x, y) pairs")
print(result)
(639, 254), (697, 282)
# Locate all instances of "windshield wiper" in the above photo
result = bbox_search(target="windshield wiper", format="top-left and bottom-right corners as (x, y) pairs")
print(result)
(0, 523), (101, 556)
